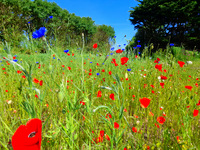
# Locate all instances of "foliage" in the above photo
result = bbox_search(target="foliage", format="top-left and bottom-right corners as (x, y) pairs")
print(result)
(129, 0), (200, 51)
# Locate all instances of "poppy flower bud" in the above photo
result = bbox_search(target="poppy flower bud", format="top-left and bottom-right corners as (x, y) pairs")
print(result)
(58, 91), (64, 102)
(48, 65), (53, 72)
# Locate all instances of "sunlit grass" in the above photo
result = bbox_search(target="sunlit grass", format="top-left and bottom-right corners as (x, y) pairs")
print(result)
(0, 42), (200, 150)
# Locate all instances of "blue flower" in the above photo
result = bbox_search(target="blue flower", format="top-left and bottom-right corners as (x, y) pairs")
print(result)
(32, 27), (47, 39)
(137, 40), (140, 42)
(133, 47), (136, 49)
(96, 54), (99, 56)
(127, 69), (131, 71)
(111, 47), (115, 51)
(138, 52), (141, 54)
(0, 61), (2, 63)
(13, 59), (18, 62)
(90, 62), (92, 63)
(170, 43), (174, 46)
(53, 57), (55, 59)
(102, 63), (104, 65)
(137, 45), (141, 48)
(110, 53), (113, 55)
(35, 51), (37, 53)
(114, 36), (116, 38)
(118, 45), (121, 47)
(107, 55), (109, 57)
(14, 55), (17, 57)
(20, 61), (22, 63)
(36, 62), (39, 64)
(49, 16), (53, 19)
(96, 73), (100, 76)
(122, 49), (125, 51)
(64, 50), (69, 53)
(97, 51), (99, 52)
(124, 44), (126, 46)
(28, 22), (30, 24)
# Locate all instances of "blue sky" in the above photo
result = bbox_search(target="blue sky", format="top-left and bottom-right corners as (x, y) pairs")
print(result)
(42, 0), (139, 47)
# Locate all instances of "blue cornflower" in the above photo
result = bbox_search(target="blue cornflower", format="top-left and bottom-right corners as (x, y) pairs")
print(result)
(118, 45), (121, 47)
(133, 47), (136, 49)
(13, 59), (18, 62)
(107, 55), (109, 57)
(124, 44), (126, 46)
(102, 63), (104, 65)
(96, 73), (100, 76)
(32, 27), (47, 39)
(137, 45), (141, 48)
(90, 62), (92, 63)
(53, 57), (55, 59)
(97, 51), (99, 52)
(36, 62), (39, 64)
(170, 43), (174, 46)
(122, 49), (125, 51)
(64, 50), (69, 53)
(0, 61), (2, 63)
(127, 69), (131, 71)
(28, 22), (30, 24)
(96, 54), (99, 56)
(110, 53), (113, 55)
(114, 36), (116, 38)
(14, 55), (17, 57)
(137, 40), (140, 42)
(138, 52), (141, 54)
(35, 51), (37, 53)
(49, 16), (53, 19)
(111, 47), (115, 51)
(20, 61), (22, 63)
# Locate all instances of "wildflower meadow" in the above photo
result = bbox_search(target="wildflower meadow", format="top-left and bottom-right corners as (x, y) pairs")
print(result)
(0, 25), (200, 150)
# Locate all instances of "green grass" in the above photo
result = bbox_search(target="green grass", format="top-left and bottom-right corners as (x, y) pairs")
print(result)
(0, 42), (200, 150)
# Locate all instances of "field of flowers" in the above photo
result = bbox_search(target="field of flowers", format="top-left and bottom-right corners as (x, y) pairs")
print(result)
(0, 28), (200, 150)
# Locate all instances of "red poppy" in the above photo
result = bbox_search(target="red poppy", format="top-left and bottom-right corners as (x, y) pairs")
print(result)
(102, 69), (105, 72)
(139, 97), (151, 108)
(105, 135), (110, 141)
(33, 78), (39, 84)
(154, 60), (159, 63)
(97, 91), (102, 97)
(155, 64), (162, 71)
(132, 127), (137, 132)
(116, 49), (123, 53)
(12, 118), (42, 150)
(157, 116), (166, 124)
(114, 122), (119, 129)
(109, 93), (115, 100)
(193, 109), (199, 117)
(93, 43), (98, 48)
(178, 61), (185, 67)
(80, 101), (85, 105)
(185, 86), (193, 91)
(39, 80), (43, 86)
(160, 82), (164, 88)
(17, 70), (22, 74)
(121, 57), (129, 65)
(109, 71), (112, 75)
(155, 123), (160, 128)
(160, 75), (167, 80)
(100, 130), (104, 137)
(196, 100), (200, 106)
